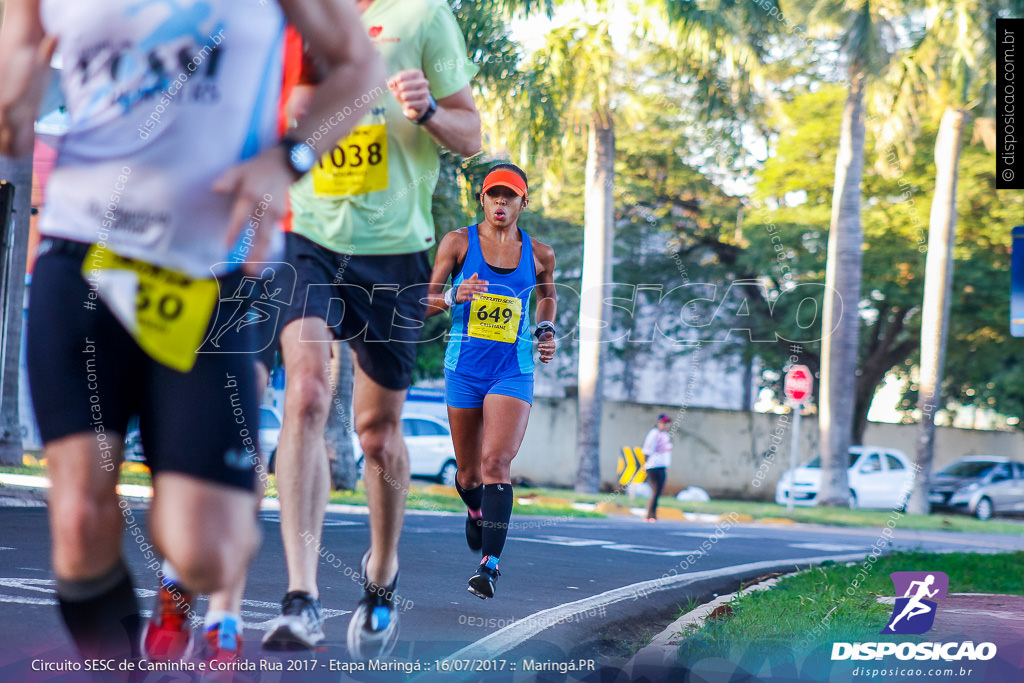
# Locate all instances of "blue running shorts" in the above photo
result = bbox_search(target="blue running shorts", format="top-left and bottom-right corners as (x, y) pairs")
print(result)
(444, 371), (533, 408)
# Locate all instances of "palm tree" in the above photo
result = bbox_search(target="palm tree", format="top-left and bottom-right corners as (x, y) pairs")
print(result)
(513, 22), (616, 493)
(512, 0), (784, 493)
(881, 0), (1024, 513)
(325, 341), (358, 489)
(795, 0), (894, 506)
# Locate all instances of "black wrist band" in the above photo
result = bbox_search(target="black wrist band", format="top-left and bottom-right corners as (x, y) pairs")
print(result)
(534, 322), (555, 339)
(415, 95), (437, 125)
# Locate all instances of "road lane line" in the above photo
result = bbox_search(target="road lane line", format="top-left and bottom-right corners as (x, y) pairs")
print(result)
(762, 523), (1024, 551)
(515, 537), (698, 556)
(440, 552), (866, 664)
(788, 542), (867, 551)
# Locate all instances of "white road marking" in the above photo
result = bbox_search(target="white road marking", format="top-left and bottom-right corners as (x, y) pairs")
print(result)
(669, 532), (765, 539)
(0, 578), (54, 593)
(438, 552), (868, 667)
(516, 535), (611, 547)
(246, 609), (350, 630)
(0, 594), (55, 605)
(259, 513), (360, 527)
(789, 542), (867, 552)
(0, 579), (351, 627)
(515, 535), (698, 556)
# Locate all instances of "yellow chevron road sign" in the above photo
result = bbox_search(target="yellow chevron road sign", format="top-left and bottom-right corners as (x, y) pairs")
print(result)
(618, 447), (647, 486)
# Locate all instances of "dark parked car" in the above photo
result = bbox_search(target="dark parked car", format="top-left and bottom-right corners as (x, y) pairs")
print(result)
(929, 456), (1024, 520)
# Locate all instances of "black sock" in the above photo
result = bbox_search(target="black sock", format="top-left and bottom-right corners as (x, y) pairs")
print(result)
(456, 478), (483, 513)
(480, 483), (514, 559)
(57, 561), (141, 661)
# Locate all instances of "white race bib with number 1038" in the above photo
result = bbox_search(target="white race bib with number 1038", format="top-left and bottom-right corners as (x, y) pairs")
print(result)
(468, 293), (522, 344)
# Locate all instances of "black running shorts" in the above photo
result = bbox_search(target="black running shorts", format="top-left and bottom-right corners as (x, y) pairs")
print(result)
(280, 233), (430, 391)
(27, 239), (261, 491)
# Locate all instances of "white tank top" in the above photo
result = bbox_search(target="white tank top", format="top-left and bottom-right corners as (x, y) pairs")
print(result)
(39, 0), (284, 277)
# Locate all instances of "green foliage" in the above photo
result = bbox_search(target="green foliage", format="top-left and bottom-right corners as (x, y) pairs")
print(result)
(699, 85), (1024, 429)
(678, 551), (1024, 664)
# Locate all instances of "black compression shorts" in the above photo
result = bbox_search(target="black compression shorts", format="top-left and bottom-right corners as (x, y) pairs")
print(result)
(26, 238), (262, 491)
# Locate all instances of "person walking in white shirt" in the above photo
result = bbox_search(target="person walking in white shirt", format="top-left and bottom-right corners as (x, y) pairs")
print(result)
(642, 414), (673, 521)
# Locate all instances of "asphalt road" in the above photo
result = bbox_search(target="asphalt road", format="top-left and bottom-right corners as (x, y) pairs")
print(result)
(1, 503), (1022, 683)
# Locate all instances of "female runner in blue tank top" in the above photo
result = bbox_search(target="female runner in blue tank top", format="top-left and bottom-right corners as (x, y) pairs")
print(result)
(426, 163), (557, 599)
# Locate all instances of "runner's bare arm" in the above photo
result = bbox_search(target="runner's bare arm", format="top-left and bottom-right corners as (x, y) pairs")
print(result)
(425, 227), (485, 317)
(0, 0), (57, 158)
(534, 241), (557, 326)
(215, 0), (385, 272)
(279, 0), (386, 154)
(388, 75), (481, 157)
(534, 241), (557, 363)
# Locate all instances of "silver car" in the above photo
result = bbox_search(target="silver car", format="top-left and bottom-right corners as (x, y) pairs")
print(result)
(929, 456), (1024, 520)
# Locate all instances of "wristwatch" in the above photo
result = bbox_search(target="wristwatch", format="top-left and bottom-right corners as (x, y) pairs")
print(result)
(414, 95), (438, 125)
(280, 137), (317, 180)
(534, 321), (556, 339)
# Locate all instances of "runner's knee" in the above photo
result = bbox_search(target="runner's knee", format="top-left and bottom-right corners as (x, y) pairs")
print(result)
(457, 469), (482, 489)
(165, 533), (255, 594)
(286, 372), (331, 424)
(50, 496), (122, 576)
(358, 419), (403, 465)
(480, 456), (511, 483)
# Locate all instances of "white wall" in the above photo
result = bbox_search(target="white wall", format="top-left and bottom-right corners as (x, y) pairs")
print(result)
(512, 399), (1024, 500)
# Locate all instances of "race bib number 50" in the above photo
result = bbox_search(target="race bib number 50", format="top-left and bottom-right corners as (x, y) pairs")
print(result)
(468, 293), (522, 344)
(85, 245), (219, 372)
(312, 124), (388, 197)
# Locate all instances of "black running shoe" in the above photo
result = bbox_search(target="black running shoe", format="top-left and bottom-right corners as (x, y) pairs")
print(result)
(262, 591), (324, 650)
(346, 551), (400, 659)
(468, 556), (500, 599)
(465, 513), (482, 552)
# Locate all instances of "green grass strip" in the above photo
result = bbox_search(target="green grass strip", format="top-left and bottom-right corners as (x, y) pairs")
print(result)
(675, 551), (1024, 664)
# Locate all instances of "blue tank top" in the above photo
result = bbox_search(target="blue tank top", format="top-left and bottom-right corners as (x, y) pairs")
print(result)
(445, 224), (536, 378)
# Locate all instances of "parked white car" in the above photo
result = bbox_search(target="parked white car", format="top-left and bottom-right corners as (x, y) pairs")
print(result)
(775, 446), (914, 509)
(259, 406), (282, 461)
(355, 414), (459, 487)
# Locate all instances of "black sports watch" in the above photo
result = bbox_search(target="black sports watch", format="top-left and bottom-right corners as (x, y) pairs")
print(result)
(414, 95), (438, 125)
(280, 137), (317, 180)
(534, 321), (556, 339)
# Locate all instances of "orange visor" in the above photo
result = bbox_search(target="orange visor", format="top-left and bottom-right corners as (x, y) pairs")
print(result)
(481, 169), (528, 198)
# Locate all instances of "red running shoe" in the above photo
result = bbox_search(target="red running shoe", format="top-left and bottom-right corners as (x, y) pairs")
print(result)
(140, 582), (195, 661)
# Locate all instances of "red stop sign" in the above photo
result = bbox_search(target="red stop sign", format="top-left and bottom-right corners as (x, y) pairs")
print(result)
(784, 365), (813, 403)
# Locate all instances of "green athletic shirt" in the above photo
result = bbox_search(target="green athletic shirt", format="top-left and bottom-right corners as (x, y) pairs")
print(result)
(289, 0), (478, 256)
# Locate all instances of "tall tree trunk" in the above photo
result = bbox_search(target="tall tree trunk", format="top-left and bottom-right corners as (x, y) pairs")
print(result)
(325, 340), (357, 490)
(0, 154), (31, 465)
(817, 73), (866, 506)
(908, 107), (966, 515)
(575, 117), (614, 493)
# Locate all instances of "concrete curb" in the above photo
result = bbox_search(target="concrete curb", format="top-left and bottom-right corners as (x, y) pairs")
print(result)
(620, 572), (789, 679)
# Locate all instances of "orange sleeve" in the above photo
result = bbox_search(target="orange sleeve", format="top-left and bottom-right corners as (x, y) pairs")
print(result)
(279, 25), (305, 232)
(279, 25), (304, 136)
